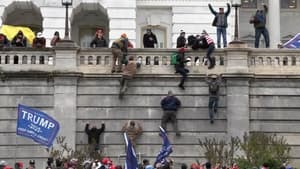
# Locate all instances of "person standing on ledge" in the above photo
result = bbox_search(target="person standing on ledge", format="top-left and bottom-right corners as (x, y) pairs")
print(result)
(143, 28), (158, 48)
(250, 4), (269, 48)
(176, 30), (186, 48)
(208, 3), (231, 48)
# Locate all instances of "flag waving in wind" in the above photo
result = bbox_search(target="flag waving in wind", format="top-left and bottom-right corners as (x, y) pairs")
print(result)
(124, 133), (138, 169)
(283, 33), (300, 48)
(154, 126), (173, 166)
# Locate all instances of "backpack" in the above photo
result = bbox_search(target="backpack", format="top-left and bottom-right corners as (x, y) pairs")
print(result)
(209, 82), (219, 93)
(170, 53), (178, 65)
(187, 35), (196, 46)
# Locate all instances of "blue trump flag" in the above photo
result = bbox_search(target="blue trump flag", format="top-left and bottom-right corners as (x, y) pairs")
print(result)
(124, 133), (138, 169)
(154, 126), (173, 165)
(16, 104), (60, 148)
(283, 33), (300, 48)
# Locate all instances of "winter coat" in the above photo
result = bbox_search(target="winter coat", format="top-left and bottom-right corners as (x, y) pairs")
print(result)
(122, 60), (137, 79)
(161, 96), (181, 111)
(143, 33), (157, 48)
(32, 37), (46, 48)
(250, 5), (268, 28)
(90, 36), (108, 48)
(176, 36), (186, 48)
(85, 123), (105, 144)
(209, 3), (231, 28)
(11, 33), (27, 47)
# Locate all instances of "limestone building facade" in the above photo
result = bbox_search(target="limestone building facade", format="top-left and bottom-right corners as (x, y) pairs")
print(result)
(1, 0), (298, 49)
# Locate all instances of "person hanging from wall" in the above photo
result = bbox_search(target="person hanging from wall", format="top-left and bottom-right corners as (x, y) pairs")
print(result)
(208, 3), (231, 48)
(11, 30), (27, 47)
(160, 90), (181, 136)
(119, 56), (137, 99)
(193, 30), (216, 69)
(32, 32), (46, 48)
(50, 31), (61, 47)
(175, 47), (190, 90)
(121, 120), (143, 148)
(85, 122), (105, 151)
(250, 3), (269, 48)
(143, 28), (158, 48)
(176, 30), (186, 48)
(111, 33), (129, 73)
(205, 74), (222, 124)
(90, 28), (108, 48)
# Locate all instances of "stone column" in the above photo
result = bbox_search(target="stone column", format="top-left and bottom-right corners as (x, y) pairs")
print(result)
(54, 43), (78, 72)
(54, 76), (78, 150)
(224, 47), (251, 138)
(226, 78), (250, 138)
(268, 0), (280, 48)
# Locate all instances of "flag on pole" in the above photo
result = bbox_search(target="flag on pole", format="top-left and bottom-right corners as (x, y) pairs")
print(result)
(124, 133), (138, 169)
(154, 126), (173, 165)
(283, 33), (300, 48)
(16, 104), (60, 148)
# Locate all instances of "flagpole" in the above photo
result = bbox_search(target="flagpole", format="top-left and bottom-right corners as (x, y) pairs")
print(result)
(15, 134), (18, 163)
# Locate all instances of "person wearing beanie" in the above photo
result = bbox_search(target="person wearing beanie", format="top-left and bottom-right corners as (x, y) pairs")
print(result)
(111, 34), (129, 73)
(199, 30), (216, 69)
(176, 30), (186, 48)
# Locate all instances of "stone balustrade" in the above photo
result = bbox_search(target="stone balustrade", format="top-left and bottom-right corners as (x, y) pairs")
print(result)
(1, 47), (300, 75)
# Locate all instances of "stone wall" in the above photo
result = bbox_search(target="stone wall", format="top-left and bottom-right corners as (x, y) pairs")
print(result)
(1, 47), (300, 168)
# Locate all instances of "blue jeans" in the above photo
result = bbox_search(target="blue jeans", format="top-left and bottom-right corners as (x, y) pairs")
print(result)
(255, 28), (270, 48)
(217, 27), (227, 48)
(208, 96), (219, 121)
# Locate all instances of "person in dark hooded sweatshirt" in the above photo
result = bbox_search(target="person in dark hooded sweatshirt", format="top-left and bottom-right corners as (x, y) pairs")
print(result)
(85, 122), (105, 150)
(11, 30), (27, 47)
(175, 47), (190, 90)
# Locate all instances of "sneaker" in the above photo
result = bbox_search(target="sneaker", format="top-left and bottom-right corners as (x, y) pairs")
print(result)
(176, 132), (181, 137)
(111, 70), (116, 73)
(210, 119), (214, 124)
(178, 84), (185, 90)
(208, 64), (215, 69)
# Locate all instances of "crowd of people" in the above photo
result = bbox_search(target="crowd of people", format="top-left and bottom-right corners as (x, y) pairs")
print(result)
(0, 156), (293, 169)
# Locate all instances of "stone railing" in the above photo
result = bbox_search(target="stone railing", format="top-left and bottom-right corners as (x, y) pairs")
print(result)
(248, 48), (300, 74)
(0, 48), (55, 72)
(1, 47), (300, 75)
(77, 48), (226, 74)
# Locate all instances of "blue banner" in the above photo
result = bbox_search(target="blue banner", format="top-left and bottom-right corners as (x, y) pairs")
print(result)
(124, 133), (138, 169)
(283, 33), (300, 48)
(154, 126), (173, 165)
(16, 104), (60, 148)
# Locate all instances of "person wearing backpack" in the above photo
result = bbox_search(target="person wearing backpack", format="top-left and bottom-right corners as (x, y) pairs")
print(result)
(205, 74), (222, 124)
(175, 47), (190, 90)
(250, 4), (269, 48)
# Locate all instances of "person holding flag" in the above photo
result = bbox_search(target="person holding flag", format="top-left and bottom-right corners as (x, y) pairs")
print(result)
(154, 127), (173, 168)
(124, 133), (139, 169)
